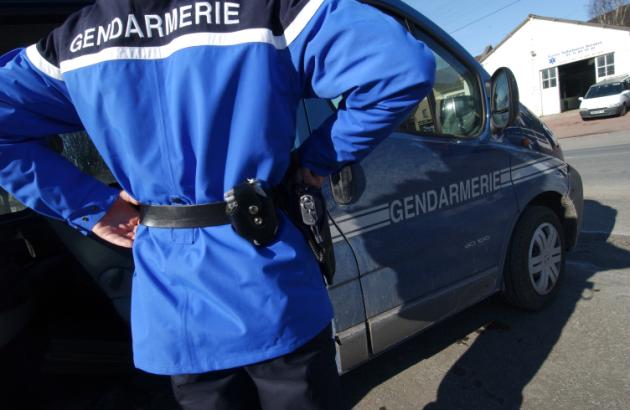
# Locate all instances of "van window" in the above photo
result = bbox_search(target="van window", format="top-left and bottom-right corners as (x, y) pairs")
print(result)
(58, 132), (117, 186)
(398, 25), (484, 139)
(585, 83), (624, 99)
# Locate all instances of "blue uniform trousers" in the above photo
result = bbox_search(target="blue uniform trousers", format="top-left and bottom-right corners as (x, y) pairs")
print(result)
(170, 325), (341, 410)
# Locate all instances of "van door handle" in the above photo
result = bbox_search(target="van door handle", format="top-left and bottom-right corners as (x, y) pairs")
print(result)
(330, 165), (354, 205)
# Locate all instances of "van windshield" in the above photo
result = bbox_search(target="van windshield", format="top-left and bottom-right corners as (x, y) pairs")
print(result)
(585, 83), (623, 99)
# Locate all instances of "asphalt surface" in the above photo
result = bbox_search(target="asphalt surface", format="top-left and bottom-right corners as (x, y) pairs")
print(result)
(562, 131), (630, 236)
(343, 128), (630, 409)
(343, 236), (630, 410)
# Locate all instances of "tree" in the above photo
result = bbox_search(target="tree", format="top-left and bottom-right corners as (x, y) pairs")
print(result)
(588, 0), (630, 26)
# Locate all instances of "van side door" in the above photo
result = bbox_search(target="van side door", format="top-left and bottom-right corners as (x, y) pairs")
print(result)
(305, 17), (518, 356)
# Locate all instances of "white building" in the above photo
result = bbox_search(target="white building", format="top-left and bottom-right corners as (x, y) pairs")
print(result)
(480, 15), (630, 116)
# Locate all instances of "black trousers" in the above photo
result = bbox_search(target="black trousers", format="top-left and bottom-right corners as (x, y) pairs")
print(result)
(170, 325), (343, 410)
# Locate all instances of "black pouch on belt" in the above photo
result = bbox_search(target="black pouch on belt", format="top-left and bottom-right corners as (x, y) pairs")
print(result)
(224, 179), (279, 246)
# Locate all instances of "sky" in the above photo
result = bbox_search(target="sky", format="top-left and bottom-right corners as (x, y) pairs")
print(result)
(403, 0), (592, 57)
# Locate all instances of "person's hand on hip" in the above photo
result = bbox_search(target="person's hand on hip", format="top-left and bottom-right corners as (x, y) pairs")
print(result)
(92, 190), (140, 248)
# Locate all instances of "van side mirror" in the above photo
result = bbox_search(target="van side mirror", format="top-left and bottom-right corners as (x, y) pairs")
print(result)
(578, 97), (584, 101)
(490, 67), (520, 134)
(330, 165), (354, 205)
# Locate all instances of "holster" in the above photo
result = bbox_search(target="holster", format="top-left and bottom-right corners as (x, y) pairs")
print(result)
(276, 171), (336, 285)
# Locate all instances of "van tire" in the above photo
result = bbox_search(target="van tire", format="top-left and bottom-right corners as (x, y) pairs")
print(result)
(503, 206), (565, 311)
(619, 104), (627, 117)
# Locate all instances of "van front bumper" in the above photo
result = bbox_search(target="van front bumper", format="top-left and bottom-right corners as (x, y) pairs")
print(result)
(580, 105), (624, 119)
(562, 164), (584, 250)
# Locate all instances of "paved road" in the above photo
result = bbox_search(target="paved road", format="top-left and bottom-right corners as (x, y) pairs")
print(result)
(561, 131), (630, 236)
(343, 131), (630, 410)
(343, 236), (630, 410)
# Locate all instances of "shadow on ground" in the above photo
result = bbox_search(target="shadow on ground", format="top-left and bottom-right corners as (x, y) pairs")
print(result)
(341, 199), (630, 409)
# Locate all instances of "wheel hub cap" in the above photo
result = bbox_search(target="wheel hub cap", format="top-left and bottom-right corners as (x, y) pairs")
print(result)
(528, 223), (562, 295)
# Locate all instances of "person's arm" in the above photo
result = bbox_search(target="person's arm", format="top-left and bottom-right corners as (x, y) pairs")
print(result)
(293, 0), (436, 177)
(0, 46), (124, 237)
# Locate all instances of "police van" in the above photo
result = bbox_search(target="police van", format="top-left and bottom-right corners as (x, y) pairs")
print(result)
(0, 0), (582, 388)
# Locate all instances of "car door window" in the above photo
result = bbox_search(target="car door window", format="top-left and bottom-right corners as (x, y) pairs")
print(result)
(0, 190), (26, 216)
(399, 26), (484, 139)
(57, 132), (117, 186)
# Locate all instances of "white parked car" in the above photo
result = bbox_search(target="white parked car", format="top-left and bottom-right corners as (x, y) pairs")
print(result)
(579, 75), (630, 120)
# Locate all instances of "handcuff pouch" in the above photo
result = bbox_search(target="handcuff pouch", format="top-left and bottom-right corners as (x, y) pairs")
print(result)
(224, 179), (279, 246)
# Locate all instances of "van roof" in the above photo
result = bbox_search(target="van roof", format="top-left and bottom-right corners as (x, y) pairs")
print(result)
(597, 74), (630, 85)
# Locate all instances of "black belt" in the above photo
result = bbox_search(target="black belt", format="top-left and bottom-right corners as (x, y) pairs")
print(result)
(139, 202), (229, 228)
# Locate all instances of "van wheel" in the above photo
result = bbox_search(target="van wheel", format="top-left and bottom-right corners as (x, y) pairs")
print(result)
(619, 104), (627, 117)
(503, 206), (565, 310)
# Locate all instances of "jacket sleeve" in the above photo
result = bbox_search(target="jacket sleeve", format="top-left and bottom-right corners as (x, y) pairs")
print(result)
(294, 0), (436, 176)
(0, 46), (119, 233)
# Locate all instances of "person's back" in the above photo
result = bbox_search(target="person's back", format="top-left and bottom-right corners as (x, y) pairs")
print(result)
(0, 0), (435, 407)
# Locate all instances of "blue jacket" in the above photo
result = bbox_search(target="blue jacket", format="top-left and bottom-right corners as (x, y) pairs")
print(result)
(0, 0), (435, 375)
